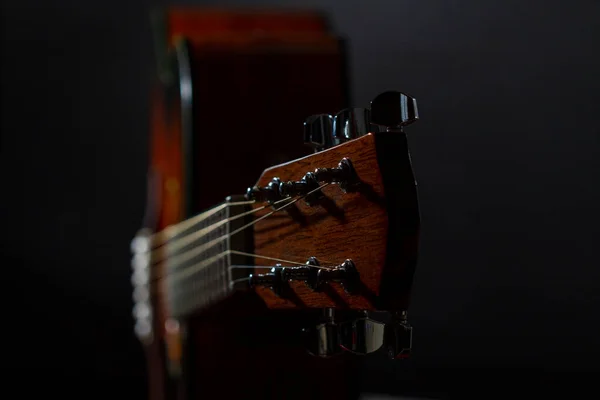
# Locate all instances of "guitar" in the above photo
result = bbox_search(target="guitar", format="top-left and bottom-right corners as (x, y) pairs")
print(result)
(131, 89), (420, 399)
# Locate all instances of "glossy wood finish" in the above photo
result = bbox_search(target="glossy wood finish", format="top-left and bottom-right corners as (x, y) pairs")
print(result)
(253, 133), (420, 312)
(142, 7), (356, 400)
(254, 134), (386, 309)
(166, 8), (330, 39)
(145, 85), (185, 400)
(183, 33), (346, 212)
(183, 293), (362, 400)
(180, 29), (352, 399)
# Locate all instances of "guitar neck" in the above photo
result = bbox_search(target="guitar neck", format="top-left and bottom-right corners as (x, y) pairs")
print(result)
(164, 201), (232, 318)
(133, 196), (255, 334)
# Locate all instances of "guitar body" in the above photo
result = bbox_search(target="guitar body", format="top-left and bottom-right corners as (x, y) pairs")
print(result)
(143, 8), (357, 400)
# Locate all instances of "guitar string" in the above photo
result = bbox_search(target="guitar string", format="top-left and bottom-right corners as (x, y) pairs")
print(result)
(138, 183), (333, 312)
(150, 249), (334, 284)
(146, 250), (334, 312)
(149, 183), (331, 277)
(131, 201), (255, 253)
(149, 194), (297, 249)
(149, 252), (333, 300)
(149, 200), (256, 246)
(145, 250), (336, 299)
(151, 183), (328, 274)
(228, 250), (336, 269)
(148, 196), (296, 262)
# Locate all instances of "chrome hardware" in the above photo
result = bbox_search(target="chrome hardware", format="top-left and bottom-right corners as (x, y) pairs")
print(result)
(304, 114), (334, 152)
(248, 265), (286, 297)
(245, 173), (323, 206)
(247, 258), (360, 296)
(279, 158), (359, 196)
(384, 311), (413, 359)
(245, 177), (283, 204)
(370, 91), (419, 131)
(315, 259), (360, 294)
(246, 158), (359, 203)
(303, 308), (343, 358)
(332, 107), (380, 145)
(339, 312), (386, 355)
(302, 91), (418, 153)
(302, 310), (413, 359)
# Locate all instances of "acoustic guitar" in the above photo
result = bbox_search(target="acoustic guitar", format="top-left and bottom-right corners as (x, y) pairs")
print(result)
(132, 8), (420, 400)
(132, 90), (420, 399)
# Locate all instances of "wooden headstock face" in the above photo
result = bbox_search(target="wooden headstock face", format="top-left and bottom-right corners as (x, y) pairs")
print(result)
(251, 131), (420, 312)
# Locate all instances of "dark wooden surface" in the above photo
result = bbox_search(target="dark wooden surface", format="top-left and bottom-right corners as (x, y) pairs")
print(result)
(252, 133), (420, 312)
(166, 8), (330, 40)
(185, 33), (346, 212)
(143, 8), (355, 400)
(145, 84), (184, 400)
(253, 134), (388, 310)
(185, 293), (362, 400)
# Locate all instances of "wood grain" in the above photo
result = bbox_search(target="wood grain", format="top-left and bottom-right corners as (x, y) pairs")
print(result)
(145, 82), (184, 400)
(252, 133), (420, 311)
(143, 8), (359, 400)
(253, 134), (385, 309)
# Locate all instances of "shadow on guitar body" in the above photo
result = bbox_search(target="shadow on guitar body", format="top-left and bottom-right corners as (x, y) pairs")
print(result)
(184, 292), (362, 400)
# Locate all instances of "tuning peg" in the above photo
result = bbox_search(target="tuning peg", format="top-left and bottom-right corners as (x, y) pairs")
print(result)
(304, 114), (334, 152)
(332, 108), (380, 145)
(370, 91), (419, 131)
(303, 308), (343, 357)
(314, 259), (360, 294)
(384, 311), (413, 360)
(338, 312), (386, 355)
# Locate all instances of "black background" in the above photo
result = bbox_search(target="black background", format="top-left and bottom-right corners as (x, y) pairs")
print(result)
(1, 0), (599, 396)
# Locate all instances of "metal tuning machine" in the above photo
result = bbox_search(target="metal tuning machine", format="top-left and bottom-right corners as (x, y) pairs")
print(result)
(370, 91), (419, 132)
(384, 311), (413, 360)
(304, 114), (334, 153)
(302, 308), (343, 358)
(338, 311), (386, 355)
(246, 258), (360, 297)
(245, 177), (283, 204)
(303, 106), (382, 152)
(305, 310), (412, 359)
(249, 98), (411, 203)
(246, 156), (360, 204)
(302, 309), (413, 359)
(302, 90), (418, 152)
(332, 107), (381, 145)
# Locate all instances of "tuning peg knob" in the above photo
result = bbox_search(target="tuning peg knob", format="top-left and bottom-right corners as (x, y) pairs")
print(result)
(384, 311), (413, 359)
(370, 91), (419, 130)
(338, 313), (385, 355)
(332, 108), (380, 145)
(304, 114), (334, 152)
(303, 308), (343, 357)
(303, 322), (342, 358)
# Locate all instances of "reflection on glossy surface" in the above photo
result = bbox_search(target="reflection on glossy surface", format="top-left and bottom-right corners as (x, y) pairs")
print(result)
(303, 321), (342, 357)
(304, 114), (334, 152)
(339, 317), (385, 355)
(332, 108), (379, 145)
(384, 318), (413, 359)
(370, 91), (419, 129)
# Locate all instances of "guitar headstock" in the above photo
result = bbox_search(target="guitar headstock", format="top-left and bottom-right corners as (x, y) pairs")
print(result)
(234, 91), (420, 357)
(232, 92), (419, 357)
(244, 91), (419, 312)
(131, 90), (421, 360)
